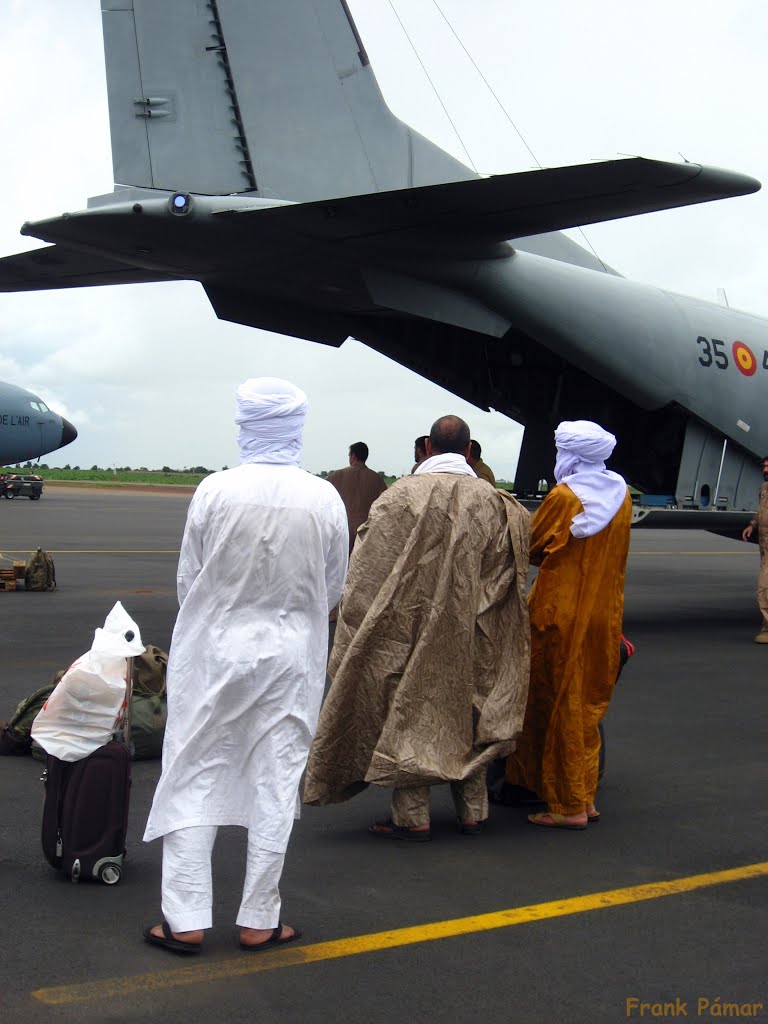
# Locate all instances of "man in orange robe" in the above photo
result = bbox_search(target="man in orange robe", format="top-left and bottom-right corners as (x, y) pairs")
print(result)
(505, 420), (632, 829)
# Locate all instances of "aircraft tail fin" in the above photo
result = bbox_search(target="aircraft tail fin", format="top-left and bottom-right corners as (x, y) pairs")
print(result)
(101, 0), (474, 201)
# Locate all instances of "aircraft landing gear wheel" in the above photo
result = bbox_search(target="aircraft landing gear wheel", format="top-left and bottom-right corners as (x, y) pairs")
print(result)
(99, 862), (122, 885)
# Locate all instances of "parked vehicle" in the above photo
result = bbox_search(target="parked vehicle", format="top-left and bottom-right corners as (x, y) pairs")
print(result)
(1, 473), (44, 499)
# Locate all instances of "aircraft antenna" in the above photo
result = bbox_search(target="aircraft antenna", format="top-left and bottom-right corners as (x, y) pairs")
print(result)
(386, 1), (478, 172)
(431, 1), (610, 272)
(431, 1), (542, 170)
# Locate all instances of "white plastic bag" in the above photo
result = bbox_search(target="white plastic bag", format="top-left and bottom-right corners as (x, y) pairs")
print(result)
(31, 602), (146, 762)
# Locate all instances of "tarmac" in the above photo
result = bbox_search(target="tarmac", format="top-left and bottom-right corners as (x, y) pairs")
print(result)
(0, 485), (766, 1024)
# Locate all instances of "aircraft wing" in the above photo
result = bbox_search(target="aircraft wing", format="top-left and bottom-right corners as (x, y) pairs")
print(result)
(1, 157), (758, 296)
(0, 244), (180, 293)
(213, 157), (760, 249)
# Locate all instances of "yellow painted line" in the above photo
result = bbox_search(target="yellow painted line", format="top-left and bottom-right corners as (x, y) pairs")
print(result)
(32, 861), (768, 1006)
(1, 549), (749, 557)
(632, 550), (754, 556)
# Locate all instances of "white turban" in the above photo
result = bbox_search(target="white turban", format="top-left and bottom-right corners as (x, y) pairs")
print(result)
(553, 420), (627, 538)
(235, 377), (308, 466)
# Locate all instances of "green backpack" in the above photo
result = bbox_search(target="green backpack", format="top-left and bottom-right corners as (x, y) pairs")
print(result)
(1, 647), (169, 761)
(0, 676), (61, 755)
(130, 646), (168, 761)
(25, 547), (57, 591)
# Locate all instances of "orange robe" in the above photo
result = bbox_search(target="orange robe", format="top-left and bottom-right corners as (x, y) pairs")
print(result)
(505, 484), (632, 814)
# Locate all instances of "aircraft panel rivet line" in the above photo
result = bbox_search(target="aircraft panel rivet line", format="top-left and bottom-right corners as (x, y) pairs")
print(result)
(206, 0), (257, 191)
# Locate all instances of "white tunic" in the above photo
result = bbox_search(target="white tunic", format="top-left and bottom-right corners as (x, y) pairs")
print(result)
(144, 463), (348, 849)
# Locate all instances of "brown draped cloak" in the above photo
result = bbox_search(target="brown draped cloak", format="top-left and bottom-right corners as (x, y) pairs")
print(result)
(304, 475), (531, 806)
(505, 484), (632, 815)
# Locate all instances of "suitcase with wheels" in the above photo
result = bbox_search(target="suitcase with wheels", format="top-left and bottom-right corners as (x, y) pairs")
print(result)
(41, 740), (131, 883)
(40, 660), (133, 884)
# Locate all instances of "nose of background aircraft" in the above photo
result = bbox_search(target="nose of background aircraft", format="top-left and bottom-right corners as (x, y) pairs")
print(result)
(60, 417), (78, 449)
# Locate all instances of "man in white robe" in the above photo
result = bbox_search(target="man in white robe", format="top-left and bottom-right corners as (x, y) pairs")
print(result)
(143, 378), (348, 954)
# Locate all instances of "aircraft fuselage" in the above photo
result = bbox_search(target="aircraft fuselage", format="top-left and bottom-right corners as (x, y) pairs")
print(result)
(0, 382), (77, 465)
(18, 190), (768, 506)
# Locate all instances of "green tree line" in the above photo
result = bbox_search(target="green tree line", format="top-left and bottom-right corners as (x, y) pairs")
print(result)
(2, 463), (516, 490)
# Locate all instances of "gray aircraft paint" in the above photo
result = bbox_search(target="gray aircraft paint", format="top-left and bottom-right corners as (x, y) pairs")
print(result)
(0, 0), (764, 516)
(100, 0), (474, 199)
(0, 381), (77, 464)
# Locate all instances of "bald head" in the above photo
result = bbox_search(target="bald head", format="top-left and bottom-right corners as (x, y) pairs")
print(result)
(428, 415), (471, 456)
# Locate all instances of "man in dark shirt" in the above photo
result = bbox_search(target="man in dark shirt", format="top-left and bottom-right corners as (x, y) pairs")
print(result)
(329, 442), (387, 554)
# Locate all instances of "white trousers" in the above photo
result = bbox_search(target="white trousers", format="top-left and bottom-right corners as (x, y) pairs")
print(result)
(161, 826), (286, 933)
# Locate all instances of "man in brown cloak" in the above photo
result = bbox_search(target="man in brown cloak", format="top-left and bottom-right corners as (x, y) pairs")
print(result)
(304, 415), (530, 840)
(505, 420), (631, 830)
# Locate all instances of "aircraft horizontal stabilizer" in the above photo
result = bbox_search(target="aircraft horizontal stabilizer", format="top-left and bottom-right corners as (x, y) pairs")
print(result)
(0, 245), (178, 293)
(215, 157), (760, 250)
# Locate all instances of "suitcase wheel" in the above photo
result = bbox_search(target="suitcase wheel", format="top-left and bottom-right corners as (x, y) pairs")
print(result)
(98, 861), (122, 885)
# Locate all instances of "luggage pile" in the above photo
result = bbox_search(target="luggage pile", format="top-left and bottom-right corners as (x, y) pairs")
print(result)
(0, 621), (168, 886)
(29, 602), (148, 885)
(0, 549), (56, 592)
(0, 602), (162, 884)
(0, 647), (168, 762)
(0, 561), (26, 591)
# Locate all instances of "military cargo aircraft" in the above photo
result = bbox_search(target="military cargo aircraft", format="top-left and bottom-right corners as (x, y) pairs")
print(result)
(0, 1), (765, 527)
(0, 381), (77, 465)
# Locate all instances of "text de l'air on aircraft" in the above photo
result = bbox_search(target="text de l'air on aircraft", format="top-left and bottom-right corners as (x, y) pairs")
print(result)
(0, 381), (77, 465)
(0, 0), (765, 531)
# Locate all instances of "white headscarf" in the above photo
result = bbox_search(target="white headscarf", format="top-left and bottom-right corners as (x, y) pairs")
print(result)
(553, 420), (627, 538)
(414, 453), (476, 477)
(235, 377), (308, 465)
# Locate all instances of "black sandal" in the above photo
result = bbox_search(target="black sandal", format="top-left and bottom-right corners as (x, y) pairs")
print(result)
(368, 819), (432, 842)
(457, 819), (486, 835)
(143, 920), (202, 955)
(239, 921), (303, 951)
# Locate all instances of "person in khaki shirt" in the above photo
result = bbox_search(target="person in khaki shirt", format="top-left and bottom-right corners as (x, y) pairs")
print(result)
(468, 439), (496, 486)
(741, 455), (768, 643)
(328, 442), (387, 554)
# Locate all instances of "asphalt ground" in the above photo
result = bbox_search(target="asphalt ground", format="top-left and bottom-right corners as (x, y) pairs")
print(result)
(0, 486), (766, 1024)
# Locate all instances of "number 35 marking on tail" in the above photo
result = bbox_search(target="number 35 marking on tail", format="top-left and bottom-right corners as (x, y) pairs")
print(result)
(696, 336), (729, 368)
(696, 336), (763, 377)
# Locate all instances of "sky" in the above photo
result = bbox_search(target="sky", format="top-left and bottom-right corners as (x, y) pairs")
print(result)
(0, 0), (766, 478)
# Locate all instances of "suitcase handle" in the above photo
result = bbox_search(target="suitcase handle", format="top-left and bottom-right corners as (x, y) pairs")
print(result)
(114, 656), (134, 748)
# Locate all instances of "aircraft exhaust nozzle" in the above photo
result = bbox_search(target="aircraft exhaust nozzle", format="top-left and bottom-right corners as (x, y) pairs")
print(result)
(60, 417), (77, 449)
